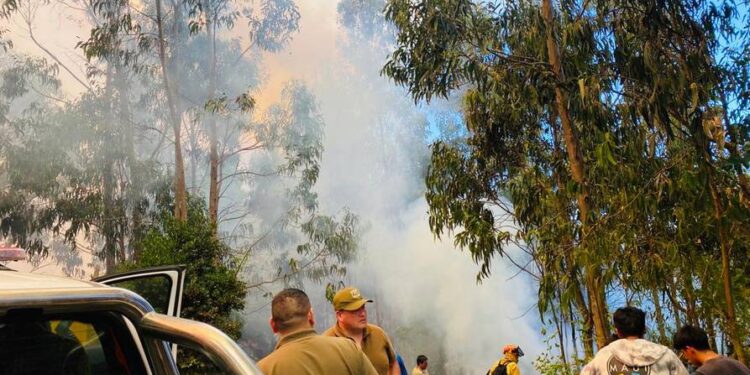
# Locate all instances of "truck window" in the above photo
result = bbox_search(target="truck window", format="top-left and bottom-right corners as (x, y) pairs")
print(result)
(103, 275), (172, 315)
(0, 312), (148, 375)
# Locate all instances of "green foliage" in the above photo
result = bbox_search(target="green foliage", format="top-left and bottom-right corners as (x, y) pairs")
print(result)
(0, 51), (163, 264)
(0, 0), (17, 18)
(534, 352), (578, 375)
(384, 0), (750, 363)
(337, 0), (388, 40)
(119, 197), (245, 374)
(240, 81), (361, 287)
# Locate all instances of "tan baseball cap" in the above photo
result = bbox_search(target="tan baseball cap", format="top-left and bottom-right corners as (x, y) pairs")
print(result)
(333, 287), (373, 311)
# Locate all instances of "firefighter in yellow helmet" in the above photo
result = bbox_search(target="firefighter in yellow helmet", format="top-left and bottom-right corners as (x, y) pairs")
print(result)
(486, 344), (524, 375)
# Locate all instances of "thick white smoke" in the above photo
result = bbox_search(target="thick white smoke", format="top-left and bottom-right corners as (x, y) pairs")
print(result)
(256, 1), (546, 373)
(7, 1), (547, 373)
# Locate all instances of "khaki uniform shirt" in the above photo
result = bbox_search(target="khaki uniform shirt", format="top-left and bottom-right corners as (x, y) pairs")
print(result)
(323, 323), (397, 375)
(412, 366), (429, 375)
(258, 328), (378, 375)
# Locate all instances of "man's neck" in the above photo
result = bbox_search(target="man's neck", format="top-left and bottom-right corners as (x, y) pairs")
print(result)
(696, 350), (720, 366)
(338, 323), (365, 345)
(278, 325), (314, 341)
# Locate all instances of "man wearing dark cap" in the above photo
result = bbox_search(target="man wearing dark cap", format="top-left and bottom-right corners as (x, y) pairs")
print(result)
(323, 286), (400, 375)
(258, 288), (378, 375)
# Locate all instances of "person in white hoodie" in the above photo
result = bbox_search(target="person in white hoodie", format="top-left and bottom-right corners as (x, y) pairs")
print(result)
(580, 306), (689, 375)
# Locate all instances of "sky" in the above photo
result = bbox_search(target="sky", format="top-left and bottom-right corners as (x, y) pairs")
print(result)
(4, 1), (547, 373)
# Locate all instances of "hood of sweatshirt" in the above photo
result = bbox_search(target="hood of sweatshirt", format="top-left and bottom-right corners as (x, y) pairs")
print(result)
(606, 339), (671, 367)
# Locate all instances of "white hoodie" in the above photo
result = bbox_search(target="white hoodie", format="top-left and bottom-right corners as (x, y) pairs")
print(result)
(580, 339), (689, 375)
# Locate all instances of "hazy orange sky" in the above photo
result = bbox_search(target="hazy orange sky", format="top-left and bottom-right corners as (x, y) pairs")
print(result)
(8, 1), (342, 113)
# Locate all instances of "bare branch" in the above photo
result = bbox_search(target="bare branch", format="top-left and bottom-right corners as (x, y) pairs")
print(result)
(29, 84), (70, 105)
(220, 141), (265, 162)
(218, 169), (278, 184)
(21, 3), (93, 93)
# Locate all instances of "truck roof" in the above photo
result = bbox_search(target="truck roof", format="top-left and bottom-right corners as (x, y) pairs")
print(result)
(0, 266), (100, 290)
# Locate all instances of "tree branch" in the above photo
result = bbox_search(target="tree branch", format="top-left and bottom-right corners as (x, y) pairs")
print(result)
(22, 3), (93, 93)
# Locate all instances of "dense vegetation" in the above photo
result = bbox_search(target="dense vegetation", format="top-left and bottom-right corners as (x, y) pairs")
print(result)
(3, 0), (749, 373)
(383, 0), (750, 371)
(0, 0), (358, 367)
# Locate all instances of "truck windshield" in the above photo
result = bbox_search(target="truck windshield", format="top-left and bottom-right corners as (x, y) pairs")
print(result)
(0, 312), (148, 375)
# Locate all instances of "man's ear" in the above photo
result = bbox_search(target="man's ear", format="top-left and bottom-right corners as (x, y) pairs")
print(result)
(308, 308), (315, 327)
(270, 317), (279, 334)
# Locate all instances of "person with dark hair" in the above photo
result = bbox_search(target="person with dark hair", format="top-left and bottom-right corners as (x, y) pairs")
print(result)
(323, 286), (399, 375)
(581, 306), (688, 375)
(673, 325), (750, 375)
(413, 354), (429, 375)
(257, 288), (378, 375)
(486, 344), (523, 375)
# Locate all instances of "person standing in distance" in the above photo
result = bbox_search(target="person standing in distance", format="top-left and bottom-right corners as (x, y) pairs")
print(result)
(257, 288), (378, 375)
(413, 354), (429, 375)
(323, 286), (400, 375)
(580, 306), (688, 375)
(486, 344), (523, 375)
(673, 325), (750, 375)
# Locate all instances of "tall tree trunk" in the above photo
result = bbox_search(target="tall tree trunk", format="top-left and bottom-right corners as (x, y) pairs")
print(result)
(650, 288), (667, 344)
(705, 317), (718, 352)
(720, 89), (750, 209)
(205, 4), (220, 237)
(103, 162), (117, 273)
(155, 0), (187, 222)
(683, 274), (698, 326)
(103, 64), (118, 273)
(692, 107), (747, 364)
(551, 292), (570, 374)
(541, 0), (608, 350)
(709, 181), (746, 364)
(572, 269), (595, 358)
(112, 51), (144, 261)
(568, 301), (580, 361)
(666, 278), (683, 328)
(586, 273), (609, 349)
(550, 97), (595, 359)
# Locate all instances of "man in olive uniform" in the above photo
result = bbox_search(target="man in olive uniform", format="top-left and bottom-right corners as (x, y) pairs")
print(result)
(258, 288), (378, 375)
(323, 286), (400, 375)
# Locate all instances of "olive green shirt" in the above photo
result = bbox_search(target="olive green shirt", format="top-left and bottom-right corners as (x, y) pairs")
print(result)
(258, 328), (378, 375)
(323, 323), (397, 375)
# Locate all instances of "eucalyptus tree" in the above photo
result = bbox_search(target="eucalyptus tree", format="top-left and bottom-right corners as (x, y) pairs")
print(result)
(0, 1), (363, 297)
(383, 0), (749, 362)
(233, 81), (360, 292)
(81, 0), (299, 229)
(600, 0), (749, 362)
(0, 49), (164, 271)
(192, 0), (299, 234)
(83, 0), (360, 284)
(383, 0), (613, 351)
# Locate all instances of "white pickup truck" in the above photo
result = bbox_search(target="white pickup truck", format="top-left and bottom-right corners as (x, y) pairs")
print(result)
(0, 249), (262, 375)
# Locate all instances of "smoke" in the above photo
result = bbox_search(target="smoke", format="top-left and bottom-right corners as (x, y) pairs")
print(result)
(251, 1), (546, 373)
(5, 0), (547, 373)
